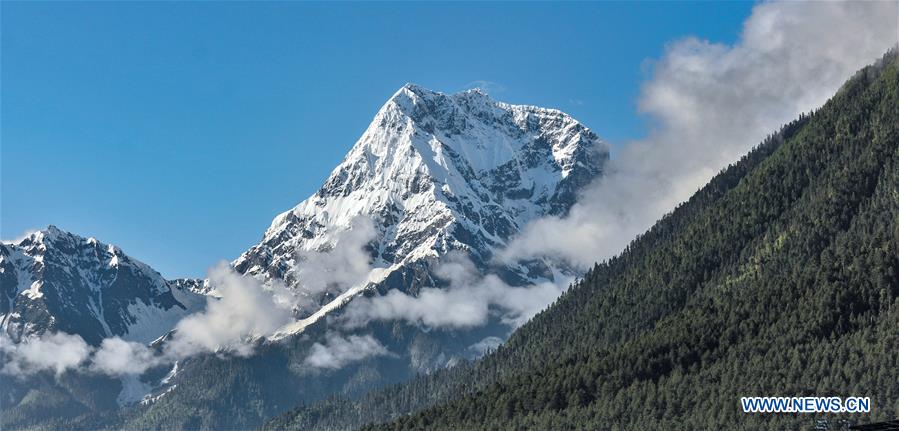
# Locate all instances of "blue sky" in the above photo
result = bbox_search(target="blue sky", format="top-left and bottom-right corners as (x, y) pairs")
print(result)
(1, 2), (754, 278)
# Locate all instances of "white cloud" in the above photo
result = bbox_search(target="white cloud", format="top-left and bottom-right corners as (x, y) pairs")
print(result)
(163, 262), (294, 358)
(91, 337), (161, 376)
(1, 222), (380, 375)
(345, 284), (490, 329)
(1, 334), (160, 377)
(1, 332), (91, 376)
(468, 336), (503, 356)
(343, 253), (569, 330)
(292, 217), (377, 313)
(304, 332), (389, 370)
(502, 1), (899, 268)
(1, 263), (296, 377)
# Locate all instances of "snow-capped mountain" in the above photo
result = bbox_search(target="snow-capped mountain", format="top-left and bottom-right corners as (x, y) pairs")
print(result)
(0, 226), (205, 345)
(0, 86), (610, 429)
(235, 84), (608, 326)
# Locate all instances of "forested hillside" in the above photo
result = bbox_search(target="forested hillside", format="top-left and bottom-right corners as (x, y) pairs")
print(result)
(267, 50), (899, 430)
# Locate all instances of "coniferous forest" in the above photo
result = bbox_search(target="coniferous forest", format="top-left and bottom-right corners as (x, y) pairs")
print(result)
(263, 51), (899, 430)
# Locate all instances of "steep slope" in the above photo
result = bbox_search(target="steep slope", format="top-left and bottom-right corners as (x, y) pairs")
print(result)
(0, 227), (205, 346)
(267, 51), (899, 430)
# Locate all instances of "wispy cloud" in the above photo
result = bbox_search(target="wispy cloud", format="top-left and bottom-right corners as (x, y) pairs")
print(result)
(91, 337), (162, 375)
(468, 336), (503, 356)
(1, 228), (38, 244)
(291, 218), (377, 314)
(502, 1), (899, 268)
(1, 332), (91, 376)
(342, 252), (569, 330)
(162, 262), (295, 358)
(304, 332), (389, 370)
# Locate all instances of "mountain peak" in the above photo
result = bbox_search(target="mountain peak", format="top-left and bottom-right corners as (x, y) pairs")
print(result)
(398, 82), (431, 93)
(392, 82), (442, 102)
(236, 88), (608, 312)
(386, 83), (495, 120)
(394, 83), (488, 97)
(366, 83), (600, 173)
(38, 224), (64, 239)
(1, 227), (204, 345)
(21, 225), (110, 253)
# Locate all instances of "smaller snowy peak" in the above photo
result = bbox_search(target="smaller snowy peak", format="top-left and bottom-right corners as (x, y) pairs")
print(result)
(1, 226), (205, 345)
(10, 226), (167, 294)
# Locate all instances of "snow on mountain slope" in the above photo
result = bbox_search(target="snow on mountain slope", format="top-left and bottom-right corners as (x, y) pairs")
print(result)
(0, 226), (205, 345)
(235, 84), (608, 322)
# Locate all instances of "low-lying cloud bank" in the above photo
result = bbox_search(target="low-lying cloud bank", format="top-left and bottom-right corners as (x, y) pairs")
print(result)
(502, 1), (899, 268)
(0, 263), (295, 377)
(343, 252), (569, 330)
(0, 332), (91, 376)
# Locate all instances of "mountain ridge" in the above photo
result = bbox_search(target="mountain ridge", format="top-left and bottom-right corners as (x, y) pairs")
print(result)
(0, 226), (205, 346)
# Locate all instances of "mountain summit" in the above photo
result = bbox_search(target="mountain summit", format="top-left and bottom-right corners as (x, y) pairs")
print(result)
(0, 227), (204, 345)
(235, 84), (607, 312)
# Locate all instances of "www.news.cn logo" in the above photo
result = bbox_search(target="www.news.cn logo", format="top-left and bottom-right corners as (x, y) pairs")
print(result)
(741, 396), (871, 413)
